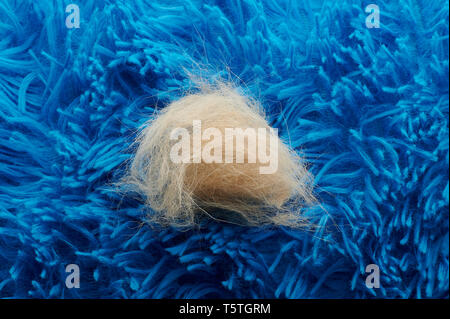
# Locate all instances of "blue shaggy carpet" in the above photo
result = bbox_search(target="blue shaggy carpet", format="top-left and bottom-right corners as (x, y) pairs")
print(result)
(0, 0), (448, 299)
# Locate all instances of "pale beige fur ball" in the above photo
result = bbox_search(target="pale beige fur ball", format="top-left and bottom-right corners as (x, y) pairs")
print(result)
(124, 83), (315, 227)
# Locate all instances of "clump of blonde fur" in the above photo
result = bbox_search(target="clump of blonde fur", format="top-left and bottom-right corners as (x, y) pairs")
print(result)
(124, 83), (315, 227)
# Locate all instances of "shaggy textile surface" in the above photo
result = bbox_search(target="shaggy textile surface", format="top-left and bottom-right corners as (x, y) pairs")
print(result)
(0, 0), (448, 298)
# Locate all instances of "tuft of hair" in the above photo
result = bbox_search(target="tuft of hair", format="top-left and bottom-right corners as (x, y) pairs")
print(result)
(122, 82), (316, 228)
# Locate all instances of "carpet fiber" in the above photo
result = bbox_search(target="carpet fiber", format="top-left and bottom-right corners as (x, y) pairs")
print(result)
(0, 0), (448, 298)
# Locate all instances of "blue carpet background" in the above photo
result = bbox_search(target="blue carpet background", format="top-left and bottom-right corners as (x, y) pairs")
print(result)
(0, 0), (448, 298)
